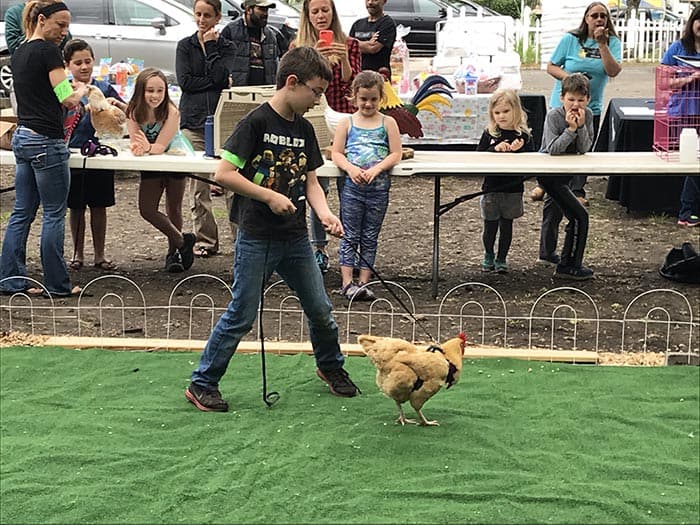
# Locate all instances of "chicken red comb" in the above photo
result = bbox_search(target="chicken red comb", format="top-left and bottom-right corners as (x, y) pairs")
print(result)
(458, 332), (466, 342)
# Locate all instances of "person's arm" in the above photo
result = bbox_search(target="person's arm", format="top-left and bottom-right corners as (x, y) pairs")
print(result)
(360, 17), (396, 56)
(476, 130), (494, 152)
(546, 62), (569, 81)
(595, 30), (622, 78)
(354, 18), (389, 55)
(659, 41), (700, 88)
(363, 115), (401, 183)
(575, 109), (595, 153)
(149, 104), (180, 155)
(176, 37), (226, 94)
(306, 169), (343, 238)
(215, 154), (297, 216)
(127, 117), (150, 156)
(346, 39), (362, 83)
(5, 6), (25, 55)
(356, 35), (381, 54)
(103, 83), (127, 111)
(541, 110), (576, 155)
(204, 38), (232, 88)
(521, 133), (535, 152)
(105, 97), (127, 112)
(320, 39), (353, 83)
(48, 67), (86, 108)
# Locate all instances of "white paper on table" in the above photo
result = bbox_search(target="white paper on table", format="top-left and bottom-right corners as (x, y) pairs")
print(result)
(619, 106), (655, 117)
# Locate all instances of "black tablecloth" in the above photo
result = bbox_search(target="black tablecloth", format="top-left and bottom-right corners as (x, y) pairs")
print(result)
(595, 97), (685, 214)
(412, 94), (547, 151)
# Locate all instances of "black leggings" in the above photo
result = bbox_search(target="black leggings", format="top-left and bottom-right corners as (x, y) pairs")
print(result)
(539, 179), (589, 268)
(482, 218), (513, 261)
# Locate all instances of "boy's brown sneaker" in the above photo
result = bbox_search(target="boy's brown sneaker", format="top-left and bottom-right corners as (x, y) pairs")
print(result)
(185, 382), (229, 412)
(316, 368), (360, 397)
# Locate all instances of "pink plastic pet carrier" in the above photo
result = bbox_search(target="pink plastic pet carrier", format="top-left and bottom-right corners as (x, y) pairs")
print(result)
(653, 64), (700, 160)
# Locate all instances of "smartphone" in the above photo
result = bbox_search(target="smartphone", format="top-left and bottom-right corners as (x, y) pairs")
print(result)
(319, 30), (333, 46)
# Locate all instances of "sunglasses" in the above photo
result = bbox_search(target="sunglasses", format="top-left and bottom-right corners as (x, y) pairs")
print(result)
(588, 12), (608, 19)
(81, 139), (118, 157)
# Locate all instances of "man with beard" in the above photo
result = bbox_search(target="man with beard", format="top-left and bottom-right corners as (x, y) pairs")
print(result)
(220, 0), (280, 86)
(349, 0), (396, 76)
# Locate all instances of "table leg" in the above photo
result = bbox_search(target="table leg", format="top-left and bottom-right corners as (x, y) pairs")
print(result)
(431, 175), (440, 298)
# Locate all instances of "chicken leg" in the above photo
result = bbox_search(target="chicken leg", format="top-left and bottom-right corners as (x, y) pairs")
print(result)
(416, 409), (439, 426)
(395, 402), (417, 425)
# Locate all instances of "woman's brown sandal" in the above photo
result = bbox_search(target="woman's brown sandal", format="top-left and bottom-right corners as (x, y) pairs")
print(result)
(94, 260), (117, 271)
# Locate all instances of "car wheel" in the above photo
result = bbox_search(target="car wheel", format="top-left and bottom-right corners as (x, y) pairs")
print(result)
(0, 56), (12, 97)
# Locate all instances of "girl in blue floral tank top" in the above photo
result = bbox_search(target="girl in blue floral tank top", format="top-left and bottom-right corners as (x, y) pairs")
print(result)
(331, 71), (402, 301)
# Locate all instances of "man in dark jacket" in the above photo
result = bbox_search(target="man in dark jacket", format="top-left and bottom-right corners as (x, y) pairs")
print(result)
(220, 0), (279, 86)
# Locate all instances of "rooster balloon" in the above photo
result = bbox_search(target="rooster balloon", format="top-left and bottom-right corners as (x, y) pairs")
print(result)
(324, 72), (453, 139)
(377, 70), (453, 138)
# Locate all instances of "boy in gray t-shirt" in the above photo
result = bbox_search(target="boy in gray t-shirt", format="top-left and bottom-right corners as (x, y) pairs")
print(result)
(538, 73), (595, 280)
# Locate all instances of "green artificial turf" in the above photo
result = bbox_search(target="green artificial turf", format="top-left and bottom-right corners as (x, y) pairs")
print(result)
(1, 347), (698, 524)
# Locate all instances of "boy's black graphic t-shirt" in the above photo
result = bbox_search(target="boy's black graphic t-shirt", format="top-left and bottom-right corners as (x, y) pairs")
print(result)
(223, 102), (323, 239)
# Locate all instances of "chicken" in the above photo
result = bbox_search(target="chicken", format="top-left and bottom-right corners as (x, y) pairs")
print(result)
(84, 84), (127, 140)
(359, 333), (466, 426)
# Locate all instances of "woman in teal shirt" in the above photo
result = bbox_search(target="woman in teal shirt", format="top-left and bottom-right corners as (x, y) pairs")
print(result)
(532, 1), (622, 204)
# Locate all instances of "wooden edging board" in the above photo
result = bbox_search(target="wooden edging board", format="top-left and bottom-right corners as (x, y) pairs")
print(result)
(44, 336), (599, 363)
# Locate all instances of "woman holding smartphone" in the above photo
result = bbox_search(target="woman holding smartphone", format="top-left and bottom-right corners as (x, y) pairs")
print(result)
(295, 0), (361, 113)
(295, 0), (363, 273)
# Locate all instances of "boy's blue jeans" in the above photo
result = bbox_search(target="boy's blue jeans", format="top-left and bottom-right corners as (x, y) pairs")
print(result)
(0, 127), (72, 295)
(192, 230), (344, 389)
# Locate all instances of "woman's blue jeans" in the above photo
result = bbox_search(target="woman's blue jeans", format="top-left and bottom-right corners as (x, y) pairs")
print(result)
(309, 177), (330, 249)
(678, 176), (700, 221)
(191, 230), (344, 389)
(0, 127), (72, 295)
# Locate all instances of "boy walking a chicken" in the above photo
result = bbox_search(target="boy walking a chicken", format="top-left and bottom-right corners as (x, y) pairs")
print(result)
(185, 47), (360, 412)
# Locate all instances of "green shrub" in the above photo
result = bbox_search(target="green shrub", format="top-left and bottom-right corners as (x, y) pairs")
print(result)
(478, 0), (521, 19)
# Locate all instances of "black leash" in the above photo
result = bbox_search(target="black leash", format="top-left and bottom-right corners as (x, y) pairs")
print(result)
(340, 175), (536, 342)
(438, 176), (534, 216)
(186, 172), (226, 188)
(258, 240), (280, 408)
(345, 241), (436, 343)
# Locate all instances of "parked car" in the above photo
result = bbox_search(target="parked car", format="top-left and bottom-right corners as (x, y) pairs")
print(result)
(171, 0), (299, 48)
(172, 0), (300, 29)
(0, 0), (300, 97)
(337, 0), (502, 56)
(434, 0), (500, 17)
(609, 7), (685, 24)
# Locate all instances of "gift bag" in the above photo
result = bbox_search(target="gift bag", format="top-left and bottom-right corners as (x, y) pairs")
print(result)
(166, 130), (196, 156)
(390, 25), (411, 93)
